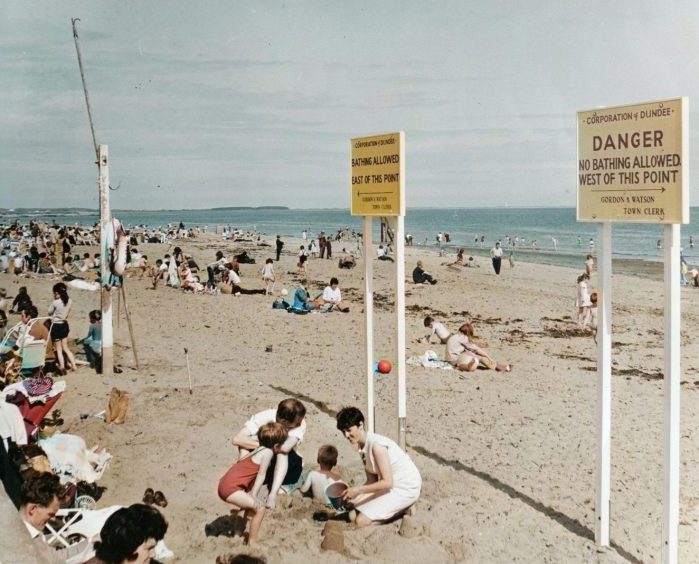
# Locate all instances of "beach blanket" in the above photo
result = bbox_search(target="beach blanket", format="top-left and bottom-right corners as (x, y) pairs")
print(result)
(407, 351), (454, 370)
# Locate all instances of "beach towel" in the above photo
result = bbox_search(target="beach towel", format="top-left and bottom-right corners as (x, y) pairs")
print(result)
(406, 351), (454, 370)
(38, 433), (111, 483)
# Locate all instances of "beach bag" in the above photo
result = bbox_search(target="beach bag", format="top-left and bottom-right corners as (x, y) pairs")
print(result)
(272, 299), (290, 310)
(106, 388), (130, 424)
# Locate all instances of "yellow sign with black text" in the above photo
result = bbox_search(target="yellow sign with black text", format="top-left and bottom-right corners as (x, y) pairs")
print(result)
(577, 98), (688, 224)
(351, 132), (405, 216)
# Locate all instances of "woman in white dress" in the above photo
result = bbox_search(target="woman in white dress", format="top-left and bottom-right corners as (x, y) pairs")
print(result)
(336, 407), (421, 526)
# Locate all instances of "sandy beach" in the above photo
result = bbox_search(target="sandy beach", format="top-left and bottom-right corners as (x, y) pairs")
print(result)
(2, 234), (698, 563)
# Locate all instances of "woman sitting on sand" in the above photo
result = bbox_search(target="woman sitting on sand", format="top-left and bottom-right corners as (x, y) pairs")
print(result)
(444, 322), (511, 372)
(335, 407), (421, 526)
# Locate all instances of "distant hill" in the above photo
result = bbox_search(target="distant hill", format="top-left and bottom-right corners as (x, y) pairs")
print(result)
(210, 206), (289, 210)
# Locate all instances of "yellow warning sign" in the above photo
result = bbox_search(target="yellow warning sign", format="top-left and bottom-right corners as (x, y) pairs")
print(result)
(577, 97), (688, 224)
(350, 131), (404, 216)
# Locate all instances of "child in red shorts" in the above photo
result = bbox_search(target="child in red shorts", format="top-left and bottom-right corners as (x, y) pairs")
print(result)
(218, 421), (287, 543)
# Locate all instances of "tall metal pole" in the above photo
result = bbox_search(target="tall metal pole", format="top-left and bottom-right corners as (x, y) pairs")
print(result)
(595, 222), (612, 546)
(99, 145), (114, 378)
(661, 223), (681, 564)
(364, 216), (375, 433)
(395, 215), (406, 449)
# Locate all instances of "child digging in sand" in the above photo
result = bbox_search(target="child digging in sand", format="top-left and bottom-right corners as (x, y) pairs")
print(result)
(218, 422), (288, 544)
(299, 445), (342, 506)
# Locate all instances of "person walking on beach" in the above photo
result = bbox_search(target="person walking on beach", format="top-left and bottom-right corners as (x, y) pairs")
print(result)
(297, 245), (308, 274)
(576, 273), (592, 327)
(261, 258), (275, 295)
(275, 236), (284, 261)
(490, 241), (503, 275)
(585, 254), (594, 276)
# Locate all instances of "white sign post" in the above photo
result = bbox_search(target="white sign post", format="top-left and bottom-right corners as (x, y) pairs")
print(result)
(351, 132), (406, 446)
(577, 98), (688, 563)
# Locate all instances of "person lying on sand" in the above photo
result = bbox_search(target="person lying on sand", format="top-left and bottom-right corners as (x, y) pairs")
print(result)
(445, 322), (511, 372)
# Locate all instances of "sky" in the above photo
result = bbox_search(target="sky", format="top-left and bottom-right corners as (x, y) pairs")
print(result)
(2, 1), (699, 210)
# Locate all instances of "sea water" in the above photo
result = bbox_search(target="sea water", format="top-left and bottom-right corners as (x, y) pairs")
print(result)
(2, 207), (697, 270)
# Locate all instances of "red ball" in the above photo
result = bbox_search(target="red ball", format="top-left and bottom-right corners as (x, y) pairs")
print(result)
(377, 360), (392, 374)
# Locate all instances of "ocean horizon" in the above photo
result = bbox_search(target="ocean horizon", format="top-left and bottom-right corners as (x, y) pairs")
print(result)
(2, 206), (697, 271)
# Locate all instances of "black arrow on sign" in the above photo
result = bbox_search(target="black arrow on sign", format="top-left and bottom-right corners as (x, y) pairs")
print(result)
(590, 186), (666, 193)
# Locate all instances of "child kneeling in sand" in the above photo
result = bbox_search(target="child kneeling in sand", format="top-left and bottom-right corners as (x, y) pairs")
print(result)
(218, 422), (288, 543)
(299, 445), (342, 506)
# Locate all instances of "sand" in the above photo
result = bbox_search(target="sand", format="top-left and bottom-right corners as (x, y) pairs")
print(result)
(2, 234), (698, 563)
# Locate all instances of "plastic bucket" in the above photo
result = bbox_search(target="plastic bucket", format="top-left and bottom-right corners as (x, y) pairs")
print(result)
(325, 481), (348, 510)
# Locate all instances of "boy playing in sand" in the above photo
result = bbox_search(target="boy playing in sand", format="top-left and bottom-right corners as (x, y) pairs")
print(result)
(299, 445), (342, 506)
(218, 422), (288, 543)
(233, 398), (307, 509)
(419, 315), (451, 344)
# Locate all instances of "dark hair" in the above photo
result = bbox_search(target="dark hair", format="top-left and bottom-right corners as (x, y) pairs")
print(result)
(52, 283), (69, 305)
(266, 258), (273, 264)
(336, 406), (365, 431)
(20, 472), (61, 507)
(23, 305), (39, 319)
(89, 309), (102, 323)
(276, 398), (306, 429)
(317, 445), (338, 468)
(220, 555), (267, 564)
(423, 315), (434, 327)
(216, 251), (224, 260)
(330, 277), (339, 286)
(257, 422), (288, 448)
(128, 503), (168, 541)
(94, 506), (153, 563)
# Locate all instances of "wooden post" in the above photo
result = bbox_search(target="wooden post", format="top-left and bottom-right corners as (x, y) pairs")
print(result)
(120, 283), (140, 370)
(99, 144), (114, 378)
